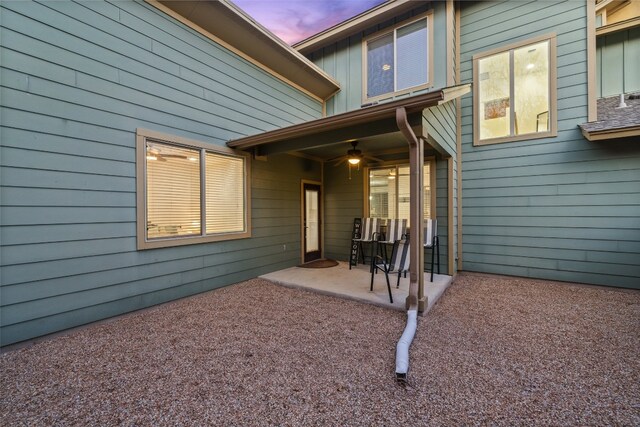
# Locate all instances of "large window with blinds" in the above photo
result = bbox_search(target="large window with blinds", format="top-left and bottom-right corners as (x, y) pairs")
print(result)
(364, 13), (433, 102)
(136, 129), (250, 249)
(367, 162), (433, 226)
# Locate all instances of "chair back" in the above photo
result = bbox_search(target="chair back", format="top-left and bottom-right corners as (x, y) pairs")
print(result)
(391, 238), (411, 273)
(385, 219), (407, 243)
(424, 219), (438, 247)
(360, 217), (380, 241)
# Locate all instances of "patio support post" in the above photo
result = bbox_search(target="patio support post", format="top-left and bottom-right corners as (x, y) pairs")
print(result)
(395, 107), (425, 312)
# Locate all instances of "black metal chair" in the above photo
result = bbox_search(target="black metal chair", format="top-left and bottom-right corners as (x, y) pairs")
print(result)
(424, 219), (440, 282)
(370, 236), (410, 303)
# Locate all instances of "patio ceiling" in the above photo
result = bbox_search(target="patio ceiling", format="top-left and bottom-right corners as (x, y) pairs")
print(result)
(226, 85), (470, 160)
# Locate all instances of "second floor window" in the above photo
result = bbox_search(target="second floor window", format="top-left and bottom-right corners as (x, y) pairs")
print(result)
(473, 35), (557, 145)
(365, 15), (431, 100)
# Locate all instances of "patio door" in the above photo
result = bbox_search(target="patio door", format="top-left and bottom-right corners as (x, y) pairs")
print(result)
(302, 182), (321, 263)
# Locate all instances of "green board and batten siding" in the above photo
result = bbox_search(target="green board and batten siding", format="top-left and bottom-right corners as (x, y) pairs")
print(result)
(460, 1), (640, 288)
(596, 27), (640, 98)
(0, 0), (323, 345)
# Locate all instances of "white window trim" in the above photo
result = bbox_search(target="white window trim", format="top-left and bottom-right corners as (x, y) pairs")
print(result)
(362, 11), (434, 104)
(136, 128), (251, 250)
(472, 33), (558, 146)
(363, 158), (436, 221)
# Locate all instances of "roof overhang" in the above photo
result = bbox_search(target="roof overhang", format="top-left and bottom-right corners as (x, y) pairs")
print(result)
(293, 0), (424, 55)
(580, 125), (640, 141)
(227, 85), (470, 156)
(149, 0), (340, 101)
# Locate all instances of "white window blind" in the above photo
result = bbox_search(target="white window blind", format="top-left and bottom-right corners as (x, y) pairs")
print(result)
(206, 152), (245, 234)
(396, 19), (428, 91)
(368, 164), (431, 226)
(146, 142), (201, 239)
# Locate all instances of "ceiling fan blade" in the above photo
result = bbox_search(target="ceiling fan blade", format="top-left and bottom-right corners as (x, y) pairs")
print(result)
(363, 155), (384, 163)
(334, 158), (347, 167)
(325, 154), (345, 163)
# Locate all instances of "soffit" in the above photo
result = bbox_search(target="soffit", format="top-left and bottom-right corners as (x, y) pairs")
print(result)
(293, 0), (425, 55)
(227, 85), (470, 157)
(155, 0), (340, 100)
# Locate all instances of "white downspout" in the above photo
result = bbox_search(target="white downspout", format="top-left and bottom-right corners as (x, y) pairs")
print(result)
(395, 107), (425, 383)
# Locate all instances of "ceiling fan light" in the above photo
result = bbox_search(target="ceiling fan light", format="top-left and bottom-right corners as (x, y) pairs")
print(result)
(146, 155), (157, 161)
(348, 157), (361, 165)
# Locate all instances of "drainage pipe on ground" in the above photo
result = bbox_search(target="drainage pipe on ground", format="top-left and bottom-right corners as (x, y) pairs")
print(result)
(394, 107), (425, 383)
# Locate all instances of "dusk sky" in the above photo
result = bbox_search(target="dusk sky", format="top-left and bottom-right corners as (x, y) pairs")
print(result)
(234, 0), (386, 45)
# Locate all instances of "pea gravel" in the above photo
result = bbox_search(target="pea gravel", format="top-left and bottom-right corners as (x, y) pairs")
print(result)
(1, 274), (639, 426)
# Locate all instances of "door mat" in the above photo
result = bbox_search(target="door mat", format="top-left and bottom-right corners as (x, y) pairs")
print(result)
(298, 259), (339, 268)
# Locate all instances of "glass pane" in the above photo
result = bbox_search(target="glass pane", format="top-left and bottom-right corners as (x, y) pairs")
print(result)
(367, 33), (394, 98)
(146, 142), (201, 239)
(514, 40), (550, 135)
(397, 19), (428, 91)
(206, 152), (245, 234)
(368, 167), (396, 219)
(305, 189), (319, 252)
(397, 166), (410, 223)
(423, 164), (431, 220)
(478, 51), (511, 140)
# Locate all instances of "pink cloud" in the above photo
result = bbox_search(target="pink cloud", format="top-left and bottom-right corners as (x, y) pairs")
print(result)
(234, 0), (385, 45)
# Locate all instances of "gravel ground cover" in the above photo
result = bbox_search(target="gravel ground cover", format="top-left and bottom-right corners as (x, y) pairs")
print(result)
(1, 274), (639, 426)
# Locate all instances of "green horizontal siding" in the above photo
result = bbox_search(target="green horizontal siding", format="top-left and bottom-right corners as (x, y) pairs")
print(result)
(0, 0), (323, 346)
(460, 0), (640, 289)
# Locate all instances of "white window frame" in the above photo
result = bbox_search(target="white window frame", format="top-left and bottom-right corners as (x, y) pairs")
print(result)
(472, 33), (558, 146)
(362, 11), (434, 104)
(136, 128), (251, 250)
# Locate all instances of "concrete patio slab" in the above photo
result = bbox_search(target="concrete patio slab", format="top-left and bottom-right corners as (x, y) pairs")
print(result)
(260, 261), (452, 312)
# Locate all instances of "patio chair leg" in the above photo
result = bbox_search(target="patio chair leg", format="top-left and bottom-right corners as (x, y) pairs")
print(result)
(396, 271), (401, 288)
(384, 271), (393, 304)
(370, 264), (375, 292)
(430, 239), (435, 283)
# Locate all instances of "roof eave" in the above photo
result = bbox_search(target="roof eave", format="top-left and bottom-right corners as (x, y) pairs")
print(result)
(293, 0), (421, 55)
(150, 0), (340, 100)
(227, 84), (471, 151)
(580, 125), (640, 141)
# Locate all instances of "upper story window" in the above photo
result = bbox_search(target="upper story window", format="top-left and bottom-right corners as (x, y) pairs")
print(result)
(473, 34), (557, 145)
(364, 13), (433, 102)
(136, 129), (250, 249)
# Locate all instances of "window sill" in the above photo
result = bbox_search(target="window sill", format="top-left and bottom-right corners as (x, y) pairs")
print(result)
(473, 130), (558, 147)
(363, 83), (433, 106)
(137, 230), (252, 250)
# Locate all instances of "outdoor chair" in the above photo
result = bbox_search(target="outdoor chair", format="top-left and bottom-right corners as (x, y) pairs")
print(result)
(375, 218), (407, 263)
(424, 219), (440, 282)
(370, 236), (410, 304)
(351, 217), (380, 267)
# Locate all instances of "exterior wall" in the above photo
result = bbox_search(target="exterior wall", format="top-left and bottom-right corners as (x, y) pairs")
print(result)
(308, 1), (448, 116)
(323, 162), (364, 261)
(596, 27), (640, 98)
(460, 1), (640, 289)
(0, 0), (323, 345)
(323, 158), (450, 275)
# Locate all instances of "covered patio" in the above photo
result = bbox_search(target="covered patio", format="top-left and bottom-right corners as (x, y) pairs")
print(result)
(260, 261), (453, 312)
(228, 85), (470, 313)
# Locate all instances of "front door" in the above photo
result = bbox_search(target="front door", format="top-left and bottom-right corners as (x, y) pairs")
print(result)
(303, 183), (321, 263)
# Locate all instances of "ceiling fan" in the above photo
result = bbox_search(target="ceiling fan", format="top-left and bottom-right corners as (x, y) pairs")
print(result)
(327, 140), (383, 179)
(327, 140), (382, 166)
